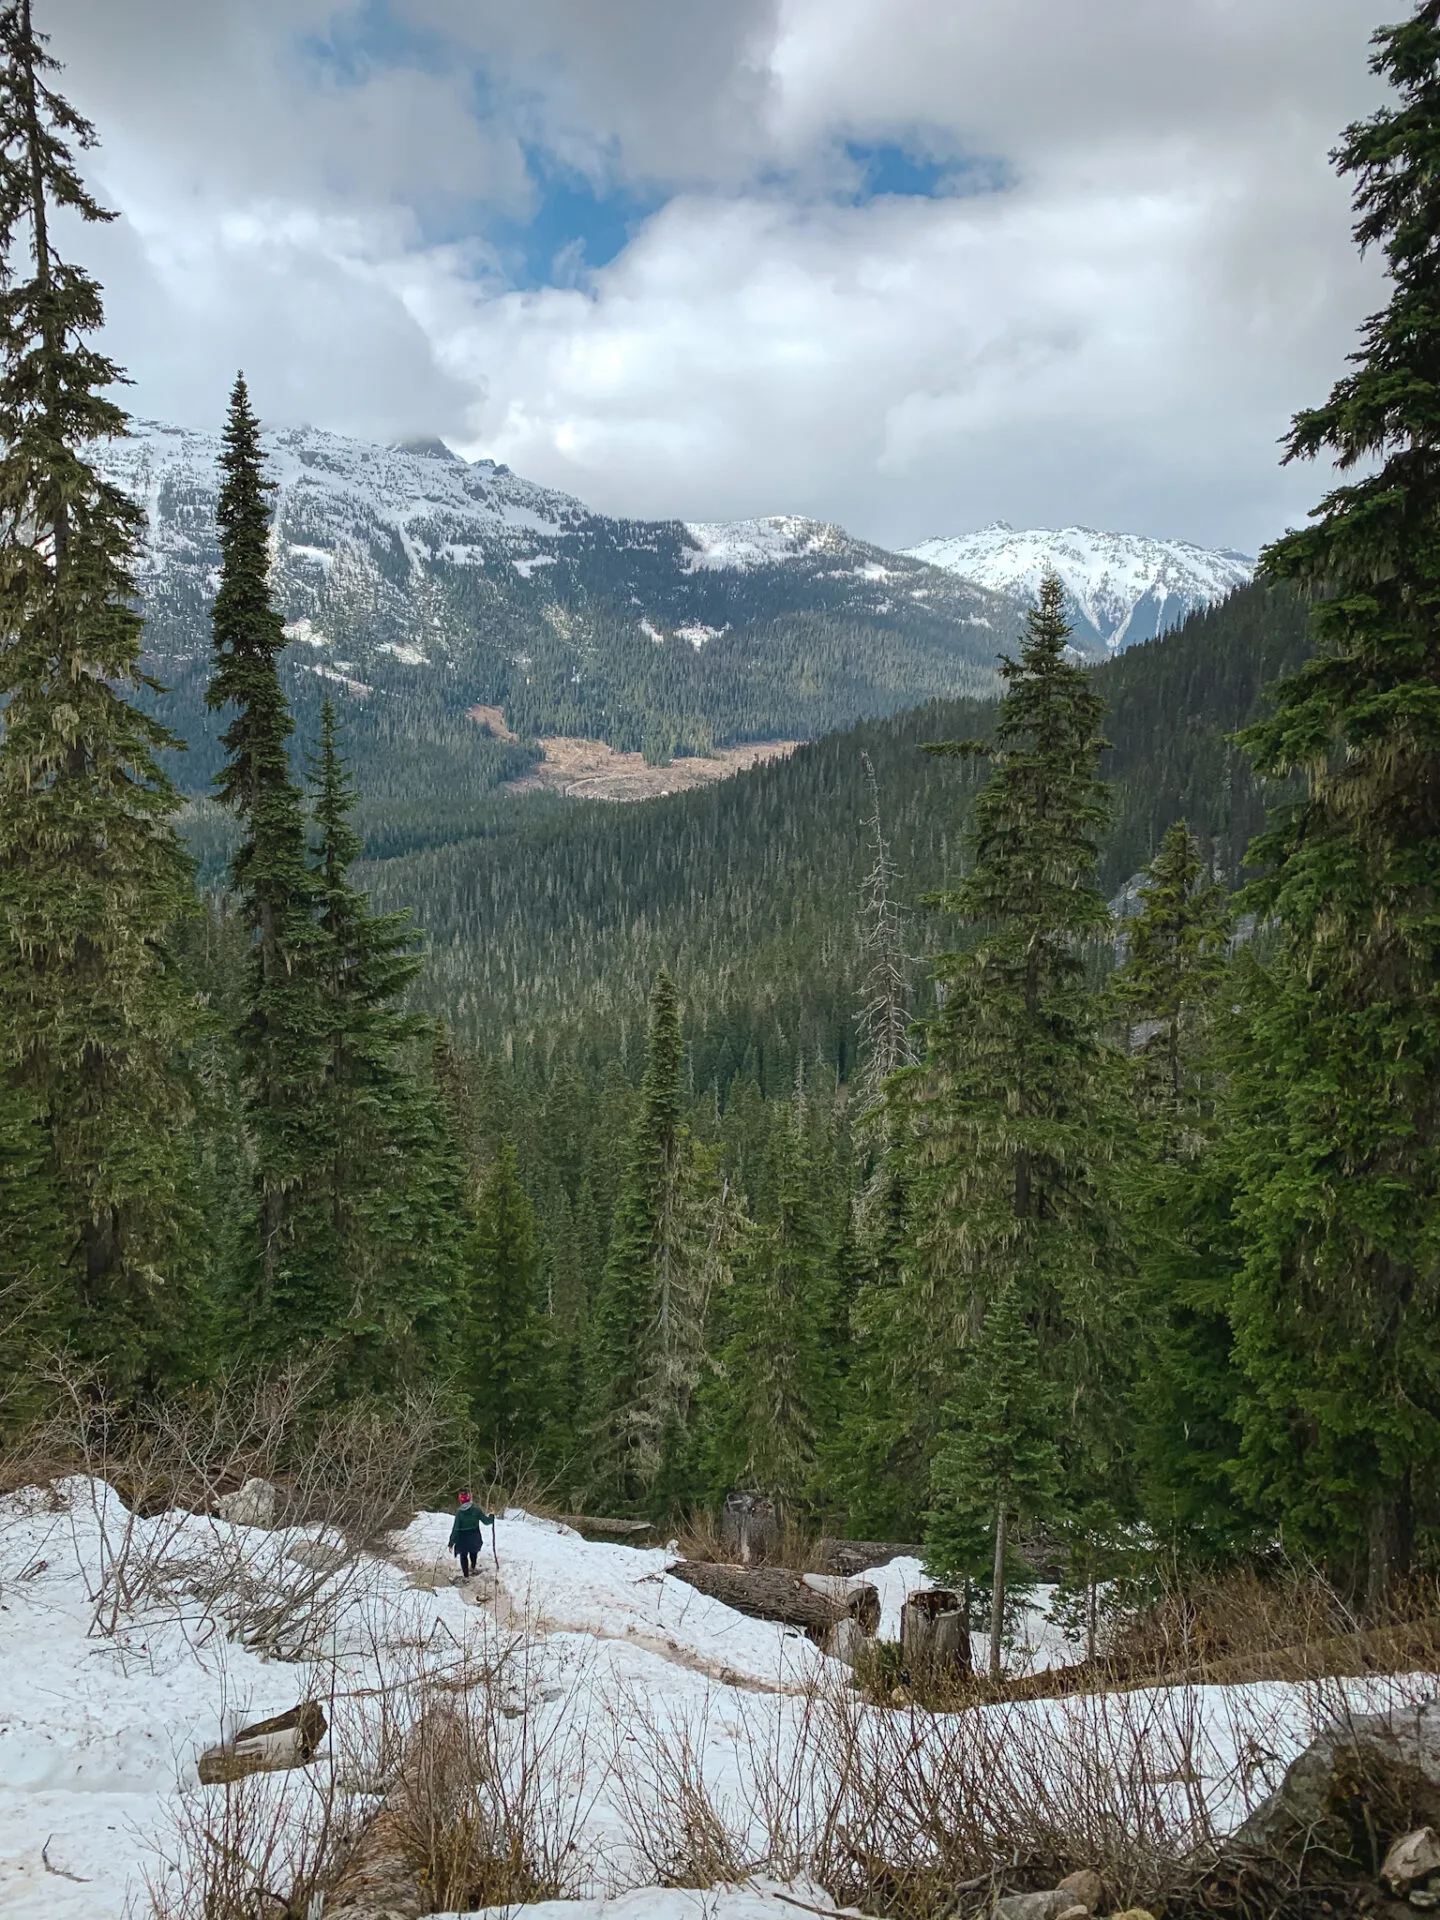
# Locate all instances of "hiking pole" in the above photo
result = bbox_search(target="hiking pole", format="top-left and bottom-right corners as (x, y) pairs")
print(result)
(491, 1509), (500, 1571)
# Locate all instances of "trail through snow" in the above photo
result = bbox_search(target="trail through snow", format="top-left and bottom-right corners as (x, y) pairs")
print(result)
(0, 1478), (1432, 1920)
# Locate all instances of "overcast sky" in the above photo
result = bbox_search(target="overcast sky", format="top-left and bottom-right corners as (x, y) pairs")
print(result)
(49, 0), (1394, 553)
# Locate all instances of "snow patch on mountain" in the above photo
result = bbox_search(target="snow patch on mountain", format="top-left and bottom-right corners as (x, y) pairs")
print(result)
(681, 515), (842, 570)
(904, 524), (1254, 651)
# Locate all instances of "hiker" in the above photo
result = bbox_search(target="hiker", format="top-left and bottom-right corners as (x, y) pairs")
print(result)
(448, 1490), (494, 1578)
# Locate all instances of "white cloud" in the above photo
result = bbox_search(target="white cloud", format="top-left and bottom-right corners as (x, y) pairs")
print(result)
(41, 0), (1398, 551)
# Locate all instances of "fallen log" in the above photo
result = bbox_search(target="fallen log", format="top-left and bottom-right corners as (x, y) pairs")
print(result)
(668, 1558), (880, 1640)
(816, 1538), (923, 1577)
(557, 1514), (661, 1545)
(197, 1700), (327, 1784)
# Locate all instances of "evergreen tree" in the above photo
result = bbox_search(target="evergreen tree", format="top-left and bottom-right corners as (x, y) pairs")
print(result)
(1111, 824), (1244, 1556)
(893, 575), (1130, 1532)
(1112, 822), (1229, 1125)
(0, 0), (200, 1385)
(469, 1140), (549, 1472)
(925, 1278), (1061, 1679)
(1227, 1), (1440, 1608)
(307, 699), (467, 1387)
(706, 1094), (831, 1507)
(208, 373), (326, 1337)
(584, 971), (719, 1508)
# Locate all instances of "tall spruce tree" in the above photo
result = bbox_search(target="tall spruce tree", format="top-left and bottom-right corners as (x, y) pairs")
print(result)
(208, 373), (327, 1339)
(306, 699), (466, 1384)
(926, 1278), (1061, 1679)
(896, 575), (1131, 1538)
(706, 1093), (832, 1507)
(1111, 823), (1245, 1556)
(584, 971), (720, 1509)
(1228, 1), (1440, 1608)
(468, 1140), (549, 1471)
(0, 0), (200, 1385)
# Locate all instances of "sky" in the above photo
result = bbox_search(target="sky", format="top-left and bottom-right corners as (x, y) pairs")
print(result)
(49, 0), (1395, 554)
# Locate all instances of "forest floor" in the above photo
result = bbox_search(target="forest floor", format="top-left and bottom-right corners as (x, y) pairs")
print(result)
(0, 1480), (1431, 1920)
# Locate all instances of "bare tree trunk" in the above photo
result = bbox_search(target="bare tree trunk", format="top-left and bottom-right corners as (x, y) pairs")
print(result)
(989, 1500), (1008, 1681)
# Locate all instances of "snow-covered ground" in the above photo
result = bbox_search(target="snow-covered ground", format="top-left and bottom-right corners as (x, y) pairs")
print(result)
(1, 1478), (1431, 1920)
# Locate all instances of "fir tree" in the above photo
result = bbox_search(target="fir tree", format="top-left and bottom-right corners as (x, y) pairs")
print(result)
(584, 971), (719, 1509)
(307, 699), (466, 1387)
(1110, 823), (1244, 1556)
(1227, 1), (1440, 1608)
(468, 1140), (549, 1471)
(0, 0), (200, 1385)
(895, 575), (1131, 1531)
(926, 1279), (1061, 1679)
(208, 373), (326, 1336)
(1111, 821), (1229, 1126)
(707, 1094), (831, 1507)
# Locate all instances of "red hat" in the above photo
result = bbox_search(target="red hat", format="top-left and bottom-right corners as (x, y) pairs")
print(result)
(457, 1491), (471, 1503)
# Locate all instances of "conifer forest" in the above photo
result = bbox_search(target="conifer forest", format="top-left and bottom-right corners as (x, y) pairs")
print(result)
(9, 0), (1440, 1657)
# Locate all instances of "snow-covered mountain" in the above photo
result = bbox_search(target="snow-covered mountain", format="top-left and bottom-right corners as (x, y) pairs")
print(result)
(903, 524), (1254, 653)
(99, 420), (1018, 773)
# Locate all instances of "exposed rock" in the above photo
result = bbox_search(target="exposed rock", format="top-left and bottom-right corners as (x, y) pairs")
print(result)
(1384, 1828), (1440, 1893)
(1231, 1700), (1440, 1870)
(216, 1476), (278, 1527)
(286, 1538), (350, 1575)
(1055, 1869), (1105, 1912)
(1106, 1910), (1156, 1920)
(994, 1892), (1090, 1920)
(824, 1615), (868, 1667)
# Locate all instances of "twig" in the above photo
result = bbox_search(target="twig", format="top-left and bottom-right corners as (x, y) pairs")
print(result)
(42, 1834), (90, 1883)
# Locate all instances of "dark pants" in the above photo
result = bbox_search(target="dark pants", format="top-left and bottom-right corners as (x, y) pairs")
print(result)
(458, 1539), (480, 1576)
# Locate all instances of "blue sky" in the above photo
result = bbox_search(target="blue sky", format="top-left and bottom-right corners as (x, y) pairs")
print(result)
(53, 0), (1391, 552)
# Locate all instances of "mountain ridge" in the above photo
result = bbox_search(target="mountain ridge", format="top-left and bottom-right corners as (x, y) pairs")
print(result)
(101, 418), (1019, 777)
(904, 522), (1253, 652)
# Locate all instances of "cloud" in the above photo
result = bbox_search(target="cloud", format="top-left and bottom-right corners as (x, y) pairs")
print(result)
(42, 0), (1396, 550)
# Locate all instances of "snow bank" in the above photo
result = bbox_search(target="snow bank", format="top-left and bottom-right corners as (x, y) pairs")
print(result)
(4, 1477), (1436, 1920)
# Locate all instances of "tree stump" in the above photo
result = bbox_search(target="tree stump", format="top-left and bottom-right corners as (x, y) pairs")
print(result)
(720, 1491), (778, 1565)
(900, 1589), (972, 1679)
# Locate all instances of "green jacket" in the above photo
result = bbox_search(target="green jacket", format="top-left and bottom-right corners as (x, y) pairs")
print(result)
(448, 1503), (493, 1550)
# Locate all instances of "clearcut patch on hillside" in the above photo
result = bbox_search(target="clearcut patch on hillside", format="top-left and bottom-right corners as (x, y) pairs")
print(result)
(499, 734), (802, 802)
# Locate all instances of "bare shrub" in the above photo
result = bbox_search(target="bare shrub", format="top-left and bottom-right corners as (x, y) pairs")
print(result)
(4, 1358), (455, 1654)
(143, 1756), (362, 1920)
(604, 1688), (753, 1887)
(1097, 1559), (1440, 1687)
(329, 1626), (604, 1912)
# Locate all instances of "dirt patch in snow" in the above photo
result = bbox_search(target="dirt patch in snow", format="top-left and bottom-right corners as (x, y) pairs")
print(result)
(487, 727), (801, 803)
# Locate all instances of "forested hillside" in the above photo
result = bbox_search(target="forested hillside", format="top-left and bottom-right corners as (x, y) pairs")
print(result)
(360, 577), (1312, 1078)
(113, 419), (1018, 782)
(12, 0), (1440, 1663)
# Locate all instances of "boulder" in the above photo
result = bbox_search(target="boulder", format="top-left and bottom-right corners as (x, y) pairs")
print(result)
(1231, 1699), (1440, 1871)
(286, 1539), (350, 1575)
(1054, 1869), (1104, 1913)
(1384, 1827), (1440, 1894)
(217, 1477), (278, 1528)
(994, 1893), (1089, 1920)
(198, 1701), (327, 1785)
